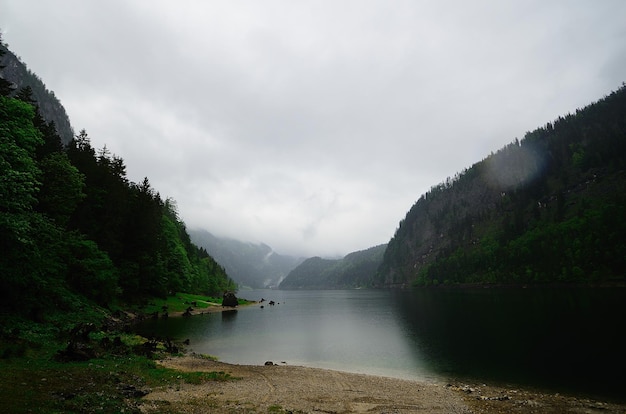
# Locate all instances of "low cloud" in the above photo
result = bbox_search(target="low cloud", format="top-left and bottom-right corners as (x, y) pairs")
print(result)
(2, 0), (625, 256)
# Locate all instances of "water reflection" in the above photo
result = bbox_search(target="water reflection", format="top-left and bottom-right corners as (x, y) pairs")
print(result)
(392, 287), (626, 399)
(221, 309), (238, 321)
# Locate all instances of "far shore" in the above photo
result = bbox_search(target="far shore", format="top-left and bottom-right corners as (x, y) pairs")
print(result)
(139, 354), (626, 413)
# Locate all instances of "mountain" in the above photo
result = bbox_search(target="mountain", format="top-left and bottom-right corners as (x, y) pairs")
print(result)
(377, 85), (626, 287)
(0, 39), (74, 145)
(188, 229), (304, 289)
(280, 244), (387, 289)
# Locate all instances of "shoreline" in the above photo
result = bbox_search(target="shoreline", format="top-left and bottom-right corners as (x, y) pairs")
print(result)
(139, 354), (626, 413)
(164, 304), (241, 318)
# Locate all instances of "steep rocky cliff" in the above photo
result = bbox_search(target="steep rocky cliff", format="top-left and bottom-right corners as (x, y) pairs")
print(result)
(1, 42), (74, 144)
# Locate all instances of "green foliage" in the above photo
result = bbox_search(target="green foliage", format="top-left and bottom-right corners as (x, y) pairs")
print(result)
(65, 237), (120, 305)
(0, 96), (42, 224)
(161, 212), (193, 292)
(37, 151), (85, 225)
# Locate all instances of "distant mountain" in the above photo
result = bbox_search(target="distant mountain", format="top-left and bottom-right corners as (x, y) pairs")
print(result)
(188, 229), (304, 289)
(280, 244), (387, 289)
(377, 85), (626, 287)
(0, 40), (74, 144)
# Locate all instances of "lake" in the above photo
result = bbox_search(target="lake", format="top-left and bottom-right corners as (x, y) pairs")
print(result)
(137, 288), (626, 400)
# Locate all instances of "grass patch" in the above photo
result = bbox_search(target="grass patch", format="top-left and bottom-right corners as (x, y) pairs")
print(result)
(0, 315), (237, 413)
(0, 354), (236, 413)
(196, 353), (219, 361)
(142, 292), (222, 314)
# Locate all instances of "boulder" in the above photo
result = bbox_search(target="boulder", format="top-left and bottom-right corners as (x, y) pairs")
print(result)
(222, 292), (239, 307)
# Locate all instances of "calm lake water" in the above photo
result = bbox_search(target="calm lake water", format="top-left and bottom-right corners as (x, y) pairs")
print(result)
(138, 288), (626, 400)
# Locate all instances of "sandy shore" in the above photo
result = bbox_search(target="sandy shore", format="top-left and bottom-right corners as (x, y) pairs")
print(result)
(139, 354), (626, 413)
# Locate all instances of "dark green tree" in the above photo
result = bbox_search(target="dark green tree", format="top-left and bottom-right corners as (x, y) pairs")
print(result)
(0, 96), (42, 241)
(37, 152), (85, 226)
(0, 95), (44, 312)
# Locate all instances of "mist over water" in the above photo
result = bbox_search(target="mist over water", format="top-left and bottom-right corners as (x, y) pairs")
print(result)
(138, 288), (626, 399)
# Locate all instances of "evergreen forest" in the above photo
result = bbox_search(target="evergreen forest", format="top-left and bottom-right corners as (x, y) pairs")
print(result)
(378, 84), (626, 287)
(0, 44), (236, 321)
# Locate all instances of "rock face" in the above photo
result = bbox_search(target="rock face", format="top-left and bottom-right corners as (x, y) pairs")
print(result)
(222, 292), (238, 307)
(0, 43), (74, 145)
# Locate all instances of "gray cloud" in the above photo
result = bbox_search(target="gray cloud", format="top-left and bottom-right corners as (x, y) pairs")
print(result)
(2, 0), (625, 256)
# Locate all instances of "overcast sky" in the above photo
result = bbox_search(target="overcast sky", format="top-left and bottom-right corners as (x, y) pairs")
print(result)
(2, 1), (625, 257)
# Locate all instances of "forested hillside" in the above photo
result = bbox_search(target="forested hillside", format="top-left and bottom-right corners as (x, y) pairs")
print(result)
(280, 244), (386, 289)
(0, 43), (236, 319)
(378, 85), (626, 287)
